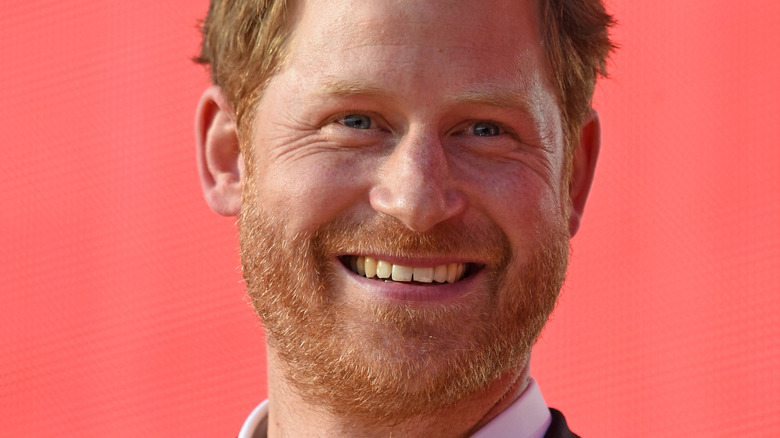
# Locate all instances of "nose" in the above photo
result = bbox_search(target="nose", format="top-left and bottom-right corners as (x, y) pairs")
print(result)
(369, 129), (467, 232)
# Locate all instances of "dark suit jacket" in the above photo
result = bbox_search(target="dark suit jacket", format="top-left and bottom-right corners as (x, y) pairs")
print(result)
(545, 408), (580, 438)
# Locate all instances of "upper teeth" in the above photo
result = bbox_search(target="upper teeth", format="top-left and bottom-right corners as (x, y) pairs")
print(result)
(349, 256), (467, 284)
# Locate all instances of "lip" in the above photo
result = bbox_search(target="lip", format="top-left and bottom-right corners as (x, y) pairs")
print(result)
(335, 256), (485, 304)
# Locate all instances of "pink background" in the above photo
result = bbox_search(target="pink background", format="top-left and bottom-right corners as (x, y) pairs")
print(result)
(2, 1), (778, 436)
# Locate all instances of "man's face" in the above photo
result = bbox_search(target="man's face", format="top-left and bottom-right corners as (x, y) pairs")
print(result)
(239, 0), (570, 419)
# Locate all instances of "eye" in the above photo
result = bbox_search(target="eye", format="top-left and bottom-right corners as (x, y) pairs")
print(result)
(470, 121), (502, 137)
(340, 114), (373, 130)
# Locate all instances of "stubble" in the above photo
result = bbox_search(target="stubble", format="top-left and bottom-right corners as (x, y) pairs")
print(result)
(239, 196), (569, 423)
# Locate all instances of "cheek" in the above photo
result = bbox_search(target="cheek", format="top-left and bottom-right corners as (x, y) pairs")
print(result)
(252, 153), (373, 233)
(494, 184), (558, 229)
(466, 165), (567, 252)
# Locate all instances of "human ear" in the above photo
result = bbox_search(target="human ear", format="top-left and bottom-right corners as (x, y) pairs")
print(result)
(195, 86), (243, 216)
(568, 109), (601, 237)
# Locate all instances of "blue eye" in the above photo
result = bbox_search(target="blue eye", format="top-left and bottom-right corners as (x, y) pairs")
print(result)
(340, 114), (373, 130)
(472, 122), (501, 137)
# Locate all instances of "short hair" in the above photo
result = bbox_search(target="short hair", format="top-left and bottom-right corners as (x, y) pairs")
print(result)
(195, 0), (615, 157)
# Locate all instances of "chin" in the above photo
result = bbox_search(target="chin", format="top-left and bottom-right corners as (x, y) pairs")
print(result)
(240, 207), (569, 419)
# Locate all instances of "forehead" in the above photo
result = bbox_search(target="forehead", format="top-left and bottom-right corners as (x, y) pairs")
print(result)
(284, 0), (548, 94)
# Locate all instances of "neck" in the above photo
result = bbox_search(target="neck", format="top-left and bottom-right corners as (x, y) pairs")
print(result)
(265, 347), (531, 438)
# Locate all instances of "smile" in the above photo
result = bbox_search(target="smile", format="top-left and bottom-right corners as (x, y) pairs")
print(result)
(341, 255), (474, 284)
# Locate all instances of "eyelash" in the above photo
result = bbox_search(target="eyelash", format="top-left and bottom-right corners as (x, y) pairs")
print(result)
(327, 112), (517, 141)
(457, 120), (516, 140)
(339, 113), (374, 130)
(467, 121), (501, 137)
(329, 111), (386, 131)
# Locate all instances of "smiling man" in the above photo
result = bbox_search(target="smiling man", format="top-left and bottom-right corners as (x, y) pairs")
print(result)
(195, 0), (614, 436)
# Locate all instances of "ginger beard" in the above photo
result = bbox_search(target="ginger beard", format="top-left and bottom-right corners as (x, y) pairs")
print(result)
(239, 184), (570, 421)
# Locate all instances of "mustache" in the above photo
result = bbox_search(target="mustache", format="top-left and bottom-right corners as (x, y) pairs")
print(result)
(310, 214), (512, 267)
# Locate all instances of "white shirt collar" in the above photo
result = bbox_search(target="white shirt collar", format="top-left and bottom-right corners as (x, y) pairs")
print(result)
(471, 378), (552, 438)
(239, 378), (551, 438)
(238, 399), (269, 438)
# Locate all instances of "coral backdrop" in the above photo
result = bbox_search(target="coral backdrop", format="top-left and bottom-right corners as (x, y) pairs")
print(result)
(1, 1), (778, 436)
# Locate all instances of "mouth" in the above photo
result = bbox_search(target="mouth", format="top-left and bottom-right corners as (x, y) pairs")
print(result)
(339, 255), (477, 285)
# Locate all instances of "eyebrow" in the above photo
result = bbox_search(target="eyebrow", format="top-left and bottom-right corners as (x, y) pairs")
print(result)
(317, 78), (394, 99)
(447, 83), (537, 115)
(317, 78), (538, 114)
